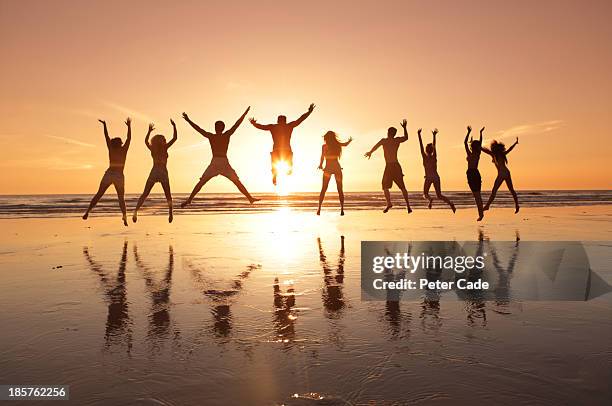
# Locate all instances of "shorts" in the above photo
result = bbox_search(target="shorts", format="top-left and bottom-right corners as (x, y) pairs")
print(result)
(323, 160), (342, 177)
(201, 157), (239, 181)
(382, 162), (405, 189)
(271, 149), (293, 173)
(466, 168), (481, 192)
(101, 168), (124, 186)
(148, 166), (169, 184)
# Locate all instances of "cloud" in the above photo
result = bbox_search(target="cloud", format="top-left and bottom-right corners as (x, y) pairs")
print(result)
(493, 120), (564, 141)
(102, 101), (152, 122)
(0, 157), (93, 171)
(44, 135), (96, 148)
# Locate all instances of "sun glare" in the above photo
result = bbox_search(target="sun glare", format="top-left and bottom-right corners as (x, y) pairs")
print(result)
(274, 160), (292, 196)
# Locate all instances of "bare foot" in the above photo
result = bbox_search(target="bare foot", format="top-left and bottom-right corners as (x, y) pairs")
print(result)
(515, 205), (520, 214)
(82, 212), (89, 220)
(340, 209), (345, 216)
(132, 212), (138, 223)
(180, 201), (189, 209)
(383, 205), (393, 213)
(483, 204), (490, 211)
(407, 207), (412, 214)
(428, 199), (433, 209)
(316, 209), (321, 216)
(122, 216), (128, 227)
(169, 212), (173, 223)
(249, 198), (261, 204)
(450, 203), (456, 213)
(477, 213), (484, 221)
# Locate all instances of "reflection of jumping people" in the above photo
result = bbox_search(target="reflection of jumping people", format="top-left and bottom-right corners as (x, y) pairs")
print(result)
(249, 103), (315, 185)
(83, 118), (132, 226)
(133, 121), (178, 223)
(317, 236), (346, 316)
(273, 277), (296, 341)
(83, 242), (132, 351)
(317, 132), (353, 215)
(464, 126), (485, 221)
(365, 119), (412, 213)
(482, 137), (520, 213)
(181, 107), (259, 207)
(418, 128), (455, 212)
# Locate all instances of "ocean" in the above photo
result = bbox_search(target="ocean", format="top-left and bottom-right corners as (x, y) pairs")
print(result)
(0, 190), (611, 218)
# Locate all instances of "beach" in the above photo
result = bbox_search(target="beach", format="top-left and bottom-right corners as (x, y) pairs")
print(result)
(0, 201), (610, 405)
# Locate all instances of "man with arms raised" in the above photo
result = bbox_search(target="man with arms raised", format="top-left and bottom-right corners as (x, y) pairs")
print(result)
(365, 119), (412, 213)
(249, 103), (315, 185)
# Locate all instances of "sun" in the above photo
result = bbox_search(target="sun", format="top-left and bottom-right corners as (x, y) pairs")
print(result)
(274, 160), (292, 196)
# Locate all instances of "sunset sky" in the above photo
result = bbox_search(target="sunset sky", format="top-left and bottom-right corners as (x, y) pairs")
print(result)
(1, 0), (610, 194)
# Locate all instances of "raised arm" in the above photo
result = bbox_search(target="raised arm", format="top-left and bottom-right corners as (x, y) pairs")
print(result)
(364, 139), (383, 159)
(479, 126), (484, 143)
(99, 119), (110, 147)
(123, 117), (132, 150)
(289, 103), (315, 127)
(417, 129), (426, 157)
(398, 119), (409, 143)
(182, 112), (212, 138)
(249, 117), (273, 131)
(318, 145), (325, 169)
(464, 126), (472, 155)
(506, 137), (519, 154)
(340, 137), (353, 147)
(225, 106), (250, 136)
(167, 119), (178, 148)
(145, 123), (154, 149)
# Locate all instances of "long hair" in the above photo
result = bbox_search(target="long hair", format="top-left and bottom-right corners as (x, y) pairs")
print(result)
(490, 140), (508, 164)
(323, 131), (343, 158)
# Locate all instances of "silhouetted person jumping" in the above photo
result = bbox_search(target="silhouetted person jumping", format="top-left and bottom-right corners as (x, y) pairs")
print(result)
(132, 120), (178, 223)
(365, 119), (412, 213)
(464, 126), (485, 221)
(181, 107), (258, 207)
(418, 128), (455, 212)
(482, 137), (520, 213)
(249, 103), (315, 185)
(317, 131), (353, 215)
(83, 118), (132, 226)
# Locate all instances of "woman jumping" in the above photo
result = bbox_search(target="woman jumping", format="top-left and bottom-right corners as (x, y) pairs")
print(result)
(464, 126), (485, 221)
(83, 118), (132, 226)
(418, 128), (455, 212)
(317, 131), (352, 216)
(482, 137), (520, 213)
(132, 120), (178, 223)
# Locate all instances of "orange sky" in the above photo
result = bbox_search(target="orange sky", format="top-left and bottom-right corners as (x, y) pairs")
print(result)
(1, 0), (611, 194)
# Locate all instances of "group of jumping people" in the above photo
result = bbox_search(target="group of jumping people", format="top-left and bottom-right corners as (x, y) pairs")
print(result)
(82, 104), (520, 225)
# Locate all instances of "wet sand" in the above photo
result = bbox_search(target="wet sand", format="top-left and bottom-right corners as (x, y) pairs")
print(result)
(0, 206), (611, 405)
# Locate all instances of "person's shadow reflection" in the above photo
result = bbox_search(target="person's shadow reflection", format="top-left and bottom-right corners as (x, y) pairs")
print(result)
(189, 262), (259, 339)
(382, 246), (412, 339)
(317, 236), (346, 318)
(487, 231), (520, 313)
(83, 241), (132, 353)
(133, 244), (179, 350)
(273, 277), (296, 342)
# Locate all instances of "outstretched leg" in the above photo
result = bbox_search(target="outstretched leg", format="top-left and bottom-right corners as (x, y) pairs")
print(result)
(132, 179), (156, 223)
(335, 174), (345, 216)
(383, 188), (393, 213)
(83, 177), (112, 220)
(395, 179), (412, 213)
(473, 192), (484, 221)
(484, 176), (504, 211)
(318, 173), (331, 215)
(160, 179), (174, 223)
(433, 178), (455, 213)
(505, 175), (520, 213)
(181, 174), (214, 208)
(113, 181), (128, 226)
(423, 178), (434, 209)
(229, 176), (259, 204)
